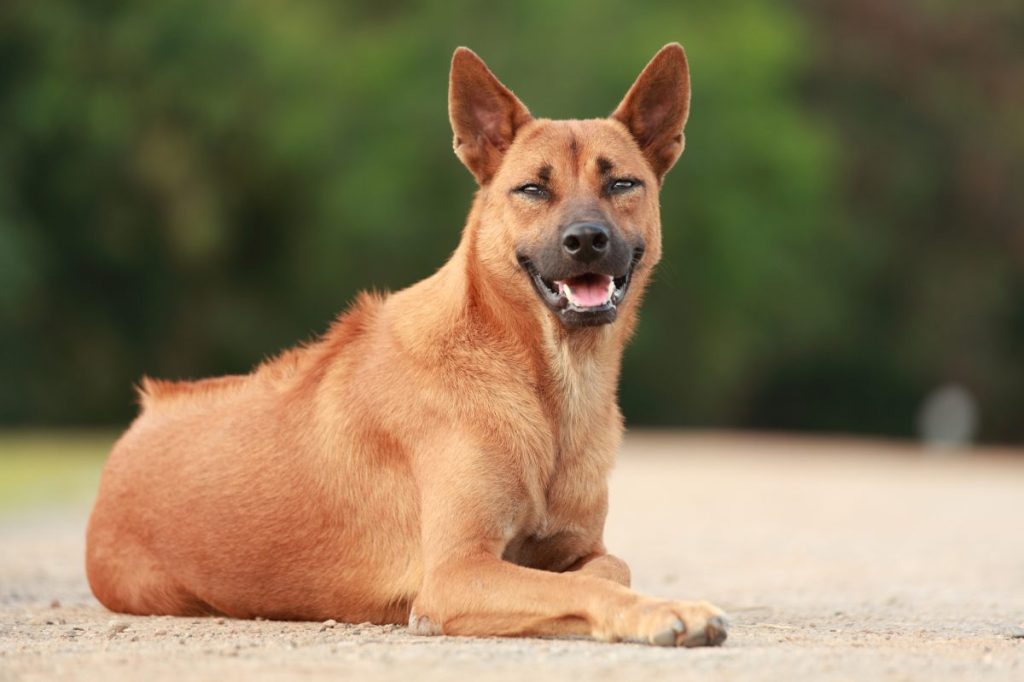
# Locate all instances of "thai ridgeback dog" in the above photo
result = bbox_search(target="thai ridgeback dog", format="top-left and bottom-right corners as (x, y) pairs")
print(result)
(86, 44), (728, 647)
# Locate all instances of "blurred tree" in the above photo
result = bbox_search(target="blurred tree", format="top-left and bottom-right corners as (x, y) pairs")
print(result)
(0, 0), (1019, 443)
(759, 0), (1024, 441)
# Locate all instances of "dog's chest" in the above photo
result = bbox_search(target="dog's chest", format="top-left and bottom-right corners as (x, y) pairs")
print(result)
(501, 365), (621, 569)
(502, 448), (610, 570)
(492, 334), (623, 569)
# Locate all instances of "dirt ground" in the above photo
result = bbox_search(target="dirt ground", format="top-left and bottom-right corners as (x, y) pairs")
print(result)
(1, 432), (1022, 681)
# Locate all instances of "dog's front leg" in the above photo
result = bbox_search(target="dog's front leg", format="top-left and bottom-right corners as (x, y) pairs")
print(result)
(409, 442), (727, 646)
(410, 550), (725, 646)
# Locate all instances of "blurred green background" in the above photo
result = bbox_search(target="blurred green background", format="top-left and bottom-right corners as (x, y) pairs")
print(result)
(1, 0), (1022, 443)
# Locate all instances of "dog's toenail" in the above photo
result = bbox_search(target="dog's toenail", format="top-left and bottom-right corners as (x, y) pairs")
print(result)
(705, 615), (729, 646)
(651, 628), (677, 646)
(651, 618), (686, 646)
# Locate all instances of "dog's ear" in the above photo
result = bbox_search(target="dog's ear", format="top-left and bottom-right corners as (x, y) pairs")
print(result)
(611, 43), (691, 181)
(449, 47), (533, 184)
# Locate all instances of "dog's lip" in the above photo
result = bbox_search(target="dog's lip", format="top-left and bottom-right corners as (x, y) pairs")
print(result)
(518, 249), (642, 321)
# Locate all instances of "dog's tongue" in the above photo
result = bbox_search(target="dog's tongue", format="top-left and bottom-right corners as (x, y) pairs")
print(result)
(559, 274), (612, 308)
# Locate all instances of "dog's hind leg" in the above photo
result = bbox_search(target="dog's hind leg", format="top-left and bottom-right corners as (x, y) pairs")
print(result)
(86, 520), (215, 616)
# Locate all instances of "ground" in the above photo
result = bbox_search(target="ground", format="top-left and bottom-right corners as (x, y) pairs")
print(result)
(1, 431), (1022, 681)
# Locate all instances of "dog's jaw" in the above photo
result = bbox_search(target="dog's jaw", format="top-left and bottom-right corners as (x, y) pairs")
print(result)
(517, 249), (643, 329)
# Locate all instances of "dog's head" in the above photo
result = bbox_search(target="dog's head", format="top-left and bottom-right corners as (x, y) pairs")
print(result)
(450, 44), (690, 330)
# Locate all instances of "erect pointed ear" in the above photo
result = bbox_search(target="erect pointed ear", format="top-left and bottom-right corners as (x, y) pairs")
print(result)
(449, 47), (533, 184)
(611, 43), (691, 181)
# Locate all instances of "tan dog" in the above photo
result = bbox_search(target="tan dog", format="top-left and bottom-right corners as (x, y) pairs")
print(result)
(86, 44), (728, 647)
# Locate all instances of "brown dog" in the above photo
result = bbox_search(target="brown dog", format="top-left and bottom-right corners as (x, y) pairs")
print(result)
(86, 44), (728, 647)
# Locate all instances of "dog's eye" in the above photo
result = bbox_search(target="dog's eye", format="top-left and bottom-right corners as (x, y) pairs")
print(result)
(608, 178), (642, 195)
(514, 183), (550, 199)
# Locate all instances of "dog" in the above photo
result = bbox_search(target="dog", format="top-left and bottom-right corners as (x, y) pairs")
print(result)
(86, 44), (728, 647)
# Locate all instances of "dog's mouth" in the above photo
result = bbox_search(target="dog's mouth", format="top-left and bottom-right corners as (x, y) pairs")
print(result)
(518, 249), (642, 328)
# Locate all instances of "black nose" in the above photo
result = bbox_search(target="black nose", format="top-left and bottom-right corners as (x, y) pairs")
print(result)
(561, 222), (611, 263)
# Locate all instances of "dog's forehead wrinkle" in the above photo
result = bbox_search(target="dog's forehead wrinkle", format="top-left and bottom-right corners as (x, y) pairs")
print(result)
(568, 132), (580, 176)
(507, 121), (644, 184)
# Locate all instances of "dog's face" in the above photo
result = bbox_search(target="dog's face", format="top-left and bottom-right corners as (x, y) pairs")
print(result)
(449, 45), (690, 330)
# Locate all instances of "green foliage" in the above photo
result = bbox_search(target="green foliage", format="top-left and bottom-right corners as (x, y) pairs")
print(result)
(0, 431), (111, 514)
(0, 1), (1020, 441)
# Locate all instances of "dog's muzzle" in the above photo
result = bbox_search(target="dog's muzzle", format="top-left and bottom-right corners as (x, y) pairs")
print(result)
(517, 242), (644, 329)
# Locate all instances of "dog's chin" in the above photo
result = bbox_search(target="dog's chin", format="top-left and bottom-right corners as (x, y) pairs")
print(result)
(518, 254), (640, 330)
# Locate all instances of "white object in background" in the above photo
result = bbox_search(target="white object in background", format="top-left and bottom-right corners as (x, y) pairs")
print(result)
(917, 383), (978, 452)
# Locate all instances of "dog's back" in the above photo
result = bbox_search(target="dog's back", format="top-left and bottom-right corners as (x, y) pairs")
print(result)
(87, 290), (427, 620)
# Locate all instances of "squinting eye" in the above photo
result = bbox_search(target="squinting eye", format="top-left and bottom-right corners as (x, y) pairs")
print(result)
(609, 178), (641, 194)
(514, 183), (550, 199)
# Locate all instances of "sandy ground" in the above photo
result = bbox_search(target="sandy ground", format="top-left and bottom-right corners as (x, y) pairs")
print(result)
(1, 432), (1023, 681)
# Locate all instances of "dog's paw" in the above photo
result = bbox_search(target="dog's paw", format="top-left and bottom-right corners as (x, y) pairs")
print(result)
(616, 599), (729, 647)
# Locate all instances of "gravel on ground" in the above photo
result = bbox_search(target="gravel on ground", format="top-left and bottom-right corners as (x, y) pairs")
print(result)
(1, 432), (1022, 681)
